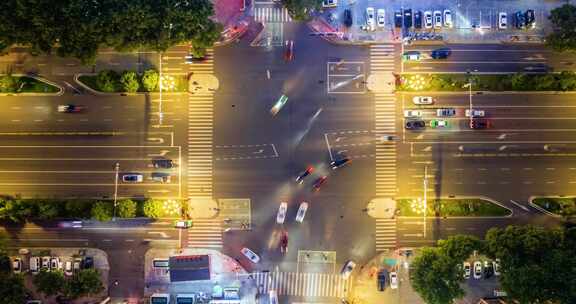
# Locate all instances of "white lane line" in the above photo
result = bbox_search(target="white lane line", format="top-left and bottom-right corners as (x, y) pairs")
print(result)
(509, 200), (530, 212)
(271, 144), (279, 157)
(324, 133), (334, 161)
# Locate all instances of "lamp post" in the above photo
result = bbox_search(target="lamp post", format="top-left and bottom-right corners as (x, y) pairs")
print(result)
(113, 162), (120, 220)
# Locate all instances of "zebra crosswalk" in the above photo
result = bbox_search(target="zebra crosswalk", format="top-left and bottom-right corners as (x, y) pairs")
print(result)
(185, 219), (222, 248)
(251, 271), (352, 298)
(253, 6), (292, 23)
(371, 44), (398, 252)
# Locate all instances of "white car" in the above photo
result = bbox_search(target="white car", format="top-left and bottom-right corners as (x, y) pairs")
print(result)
(64, 261), (73, 276)
(295, 202), (309, 223)
(12, 258), (21, 274)
(390, 272), (398, 289)
(277, 202), (288, 224)
(30, 257), (40, 275)
(424, 11), (433, 29)
(240, 247), (260, 264)
(269, 290), (279, 304)
(366, 7), (375, 31)
(463, 262), (471, 279)
(433, 11), (442, 28)
(443, 10), (452, 28)
(340, 260), (356, 279)
(41, 256), (50, 270)
(404, 110), (422, 118)
(377, 9), (385, 28)
(322, 0), (337, 8)
(473, 261), (482, 279)
(499, 12), (507, 29)
(412, 96), (434, 105)
(493, 258), (501, 276)
(465, 109), (485, 117)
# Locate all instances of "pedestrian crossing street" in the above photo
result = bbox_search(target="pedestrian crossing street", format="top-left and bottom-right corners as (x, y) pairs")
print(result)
(187, 48), (214, 199)
(252, 271), (352, 298)
(371, 44), (398, 251)
(253, 6), (292, 23)
(185, 219), (222, 248)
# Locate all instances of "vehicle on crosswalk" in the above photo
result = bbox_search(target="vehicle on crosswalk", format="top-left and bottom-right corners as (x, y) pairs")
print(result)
(58, 104), (84, 113)
(403, 110), (422, 118)
(412, 96), (434, 105)
(295, 202), (309, 222)
(174, 220), (193, 228)
(277, 202), (288, 224)
(270, 94), (288, 116)
(390, 272), (398, 289)
(269, 290), (279, 304)
(240, 247), (260, 264)
(312, 176), (328, 191)
(295, 166), (314, 184)
(185, 55), (206, 64)
(341, 260), (356, 279)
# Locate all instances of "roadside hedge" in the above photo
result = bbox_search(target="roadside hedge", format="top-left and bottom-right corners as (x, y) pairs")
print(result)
(397, 198), (511, 217)
(0, 75), (59, 93)
(398, 71), (576, 92)
(78, 69), (187, 93)
(532, 197), (576, 218)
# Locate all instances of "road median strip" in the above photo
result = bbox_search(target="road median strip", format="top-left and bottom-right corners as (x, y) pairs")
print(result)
(396, 197), (512, 217)
(529, 196), (576, 219)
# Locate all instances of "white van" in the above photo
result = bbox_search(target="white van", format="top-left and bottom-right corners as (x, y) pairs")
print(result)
(30, 257), (40, 275)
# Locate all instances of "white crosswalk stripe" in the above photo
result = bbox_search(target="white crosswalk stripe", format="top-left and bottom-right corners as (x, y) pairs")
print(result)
(186, 219), (222, 248)
(371, 44), (398, 251)
(252, 271), (352, 298)
(186, 49), (214, 198)
(254, 6), (292, 23)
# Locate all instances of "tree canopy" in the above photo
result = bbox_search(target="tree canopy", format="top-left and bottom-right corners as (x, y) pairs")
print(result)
(65, 269), (104, 298)
(34, 269), (65, 296)
(0, 0), (222, 63)
(281, 0), (321, 21)
(547, 4), (576, 52)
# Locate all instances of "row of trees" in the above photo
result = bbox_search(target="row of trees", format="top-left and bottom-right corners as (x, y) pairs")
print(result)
(410, 225), (576, 304)
(0, 197), (174, 223)
(0, 0), (222, 63)
(94, 69), (159, 93)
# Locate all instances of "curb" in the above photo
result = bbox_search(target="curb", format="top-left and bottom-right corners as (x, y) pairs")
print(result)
(395, 195), (513, 218)
(527, 195), (567, 218)
(74, 73), (187, 96)
(0, 74), (64, 96)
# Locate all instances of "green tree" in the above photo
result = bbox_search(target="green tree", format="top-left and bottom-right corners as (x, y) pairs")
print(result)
(410, 247), (465, 304)
(141, 69), (159, 92)
(0, 272), (27, 304)
(508, 73), (528, 90)
(117, 199), (137, 218)
(91, 201), (112, 222)
(0, 250), (11, 273)
(0, 75), (17, 92)
(533, 74), (558, 91)
(64, 200), (91, 218)
(437, 235), (483, 261)
(119, 71), (140, 93)
(37, 202), (61, 220)
(0, 198), (34, 223)
(33, 269), (65, 296)
(546, 4), (576, 52)
(559, 71), (576, 91)
(96, 70), (118, 92)
(281, 0), (321, 21)
(65, 269), (104, 298)
(143, 199), (162, 218)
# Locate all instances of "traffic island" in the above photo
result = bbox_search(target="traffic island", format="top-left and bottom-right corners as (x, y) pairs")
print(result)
(396, 197), (512, 217)
(76, 70), (188, 95)
(530, 196), (576, 219)
(0, 75), (61, 95)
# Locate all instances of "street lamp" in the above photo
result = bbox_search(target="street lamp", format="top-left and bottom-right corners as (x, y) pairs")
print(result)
(113, 162), (120, 220)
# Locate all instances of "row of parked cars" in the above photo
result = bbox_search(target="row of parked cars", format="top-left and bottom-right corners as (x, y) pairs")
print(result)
(12, 255), (94, 276)
(463, 259), (501, 279)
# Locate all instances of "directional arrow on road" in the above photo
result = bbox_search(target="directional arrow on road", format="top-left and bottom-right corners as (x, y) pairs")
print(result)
(422, 146), (432, 152)
(147, 232), (169, 238)
(148, 150), (171, 157)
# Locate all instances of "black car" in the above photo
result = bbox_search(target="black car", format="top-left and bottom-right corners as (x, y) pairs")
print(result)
(152, 158), (174, 169)
(394, 11), (403, 28)
(431, 48), (451, 59)
(405, 120), (426, 130)
(514, 11), (526, 29)
(82, 256), (94, 269)
(377, 270), (388, 291)
(403, 9), (413, 28)
(469, 119), (491, 129)
(330, 157), (351, 169)
(414, 11), (422, 28)
(525, 9), (535, 26)
(343, 9), (353, 27)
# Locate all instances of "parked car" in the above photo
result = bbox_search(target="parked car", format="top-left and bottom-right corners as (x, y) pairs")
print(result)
(405, 120), (426, 130)
(403, 9), (412, 28)
(122, 173), (143, 183)
(366, 7), (376, 31)
(390, 272), (398, 289)
(483, 260), (494, 278)
(295, 202), (309, 223)
(30, 257), (40, 275)
(463, 262), (471, 279)
(498, 12), (507, 29)
(83, 257), (94, 269)
(73, 258), (82, 272)
(414, 11), (422, 28)
(240, 247), (260, 264)
(41, 256), (50, 270)
(424, 11), (433, 29)
(433, 11), (442, 28)
(413, 96), (434, 105)
(404, 110), (422, 118)
(394, 11), (402, 28)
(493, 258), (501, 276)
(276, 202), (288, 224)
(12, 258), (21, 274)
(377, 9), (385, 28)
(64, 261), (73, 276)
(525, 9), (535, 27)
(514, 11), (526, 29)
(50, 257), (61, 271)
(473, 261), (483, 279)
(341, 260), (356, 279)
(443, 10), (453, 27)
(322, 0), (337, 8)
(436, 108), (456, 116)
(377, 270), (387, 291)
(343, 9), (353, 27)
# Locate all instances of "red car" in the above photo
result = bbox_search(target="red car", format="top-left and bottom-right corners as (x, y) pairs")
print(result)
(312, 176), (327, 191)
(295, 166), (314, 184)
(284, 40), (294, 61)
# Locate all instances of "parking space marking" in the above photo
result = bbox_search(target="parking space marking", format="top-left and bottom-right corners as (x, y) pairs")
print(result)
(327, 61), (366, 94)
(214, 143), (278, 161)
